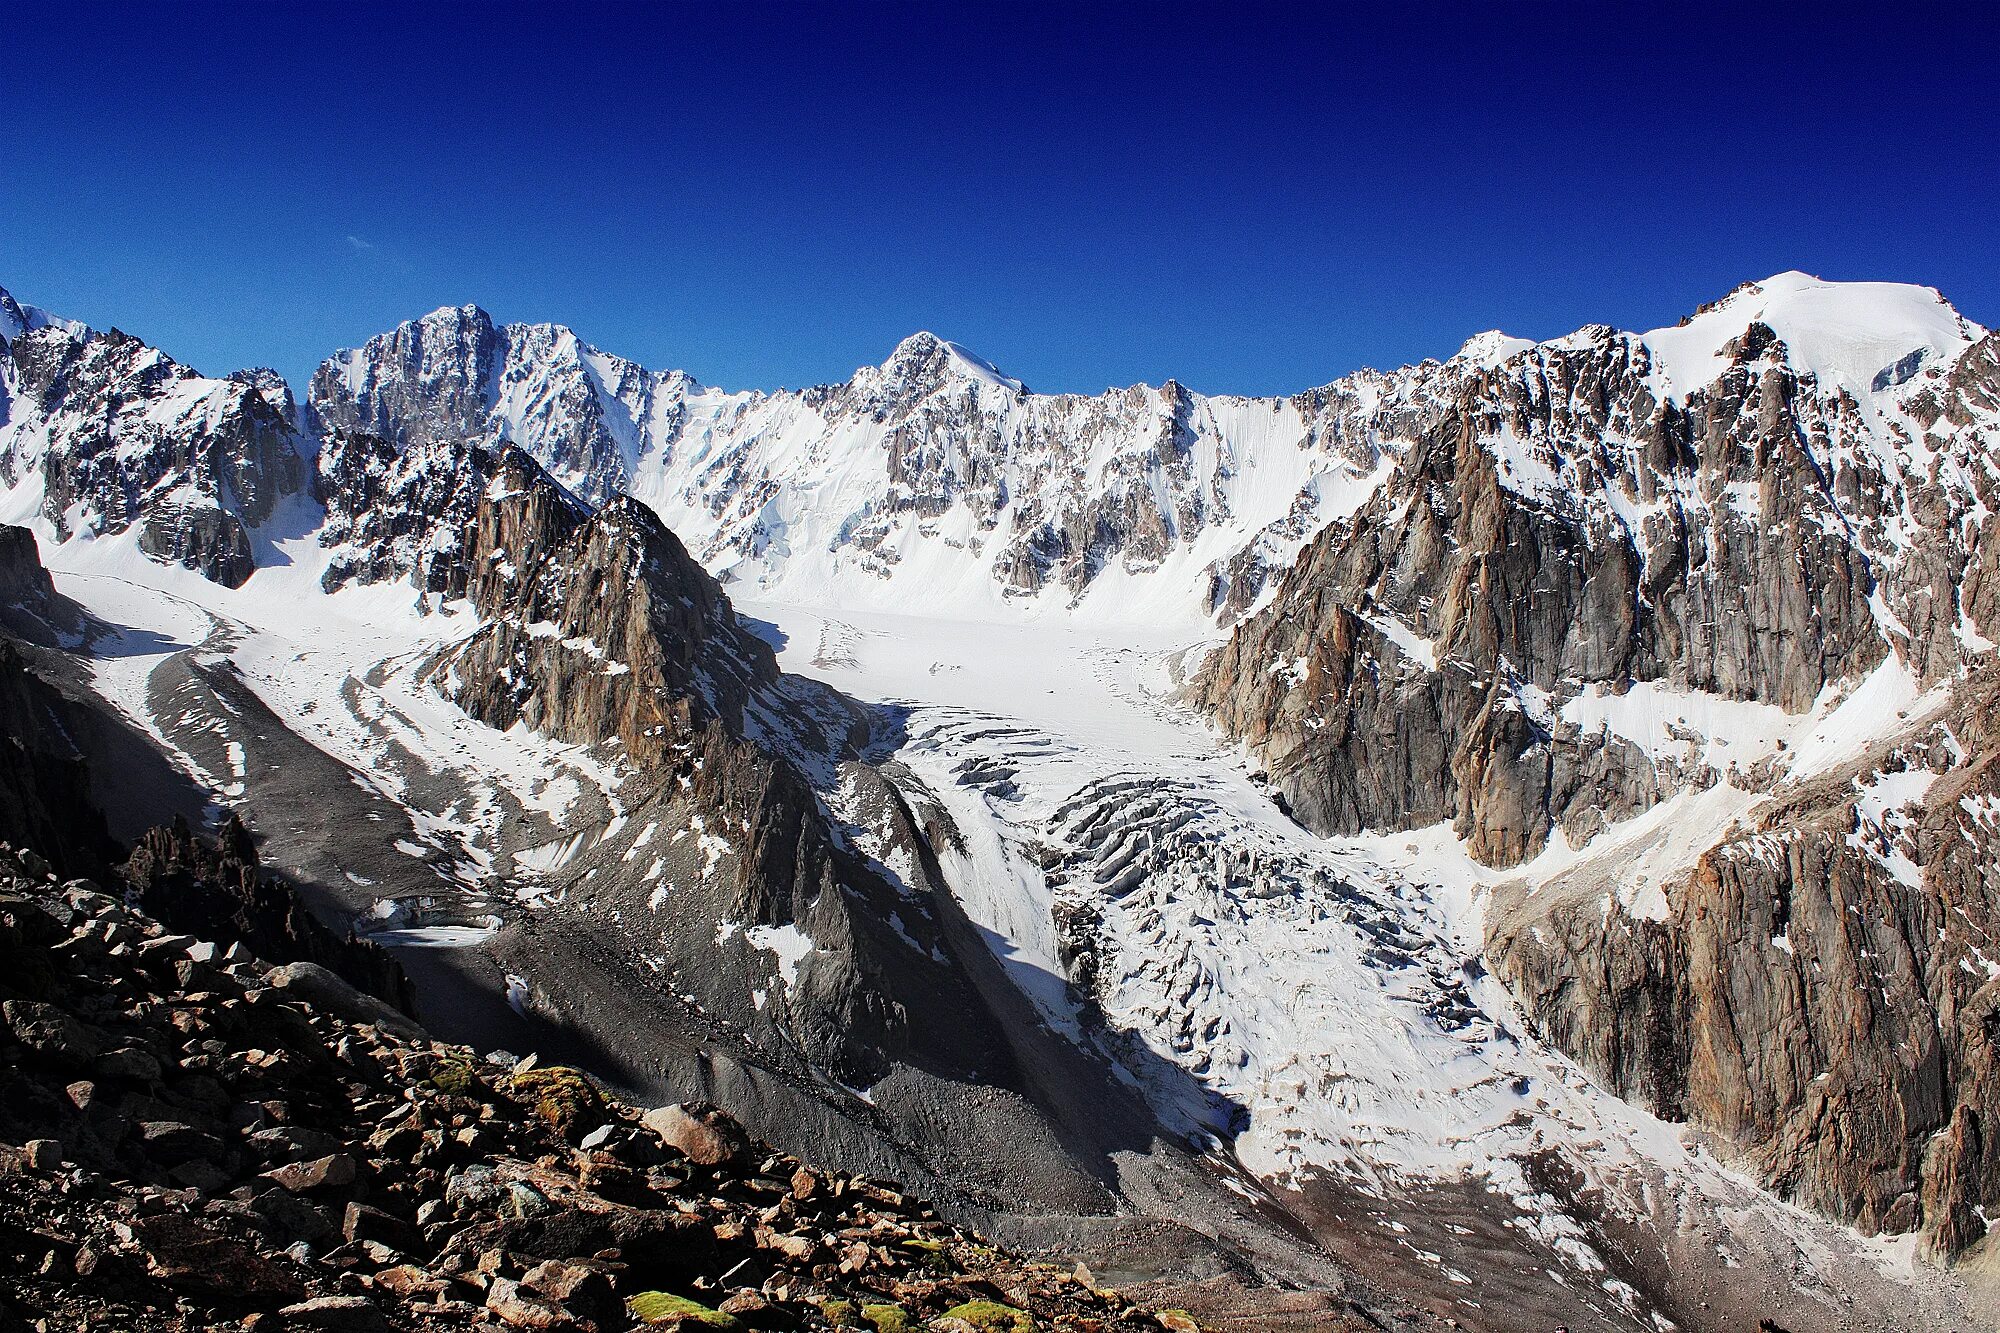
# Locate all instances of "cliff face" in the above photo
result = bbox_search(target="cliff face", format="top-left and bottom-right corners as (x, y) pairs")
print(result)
(0, 526), (116, 878)
(432, 456), (782, 764)
(124, 814), (415, 1016)
(1489, 670), (2000, 1258)
(1192, 324), (1925, 863)
(0, 640), (118, 881)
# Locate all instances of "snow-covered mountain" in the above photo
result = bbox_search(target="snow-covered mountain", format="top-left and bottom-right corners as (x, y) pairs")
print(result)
(4, 271), (1998, 1332)
(309, 310), (1471, 626)
(0, 303), (311, 585)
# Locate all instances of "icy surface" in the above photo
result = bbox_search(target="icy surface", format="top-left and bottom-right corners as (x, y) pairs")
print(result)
(743, 597), (1941, 1301)
(1641, 270), (1982, 406)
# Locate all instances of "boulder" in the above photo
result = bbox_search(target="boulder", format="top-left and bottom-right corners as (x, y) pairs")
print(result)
(641, 1103), (748, 1167)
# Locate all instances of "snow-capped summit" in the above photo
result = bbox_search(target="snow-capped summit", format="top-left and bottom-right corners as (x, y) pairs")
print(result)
(1455, 329), (1535, 368)
(310, 302), (694, 505)
(874, 329), (1027, 396)
(0, 285), (87, 344)
(0, 304), (309, 584)
(1641, 270), (1984, 403)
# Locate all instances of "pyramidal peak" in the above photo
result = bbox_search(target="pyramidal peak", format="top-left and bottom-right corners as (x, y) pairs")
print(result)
(882, 329), (1026, 394)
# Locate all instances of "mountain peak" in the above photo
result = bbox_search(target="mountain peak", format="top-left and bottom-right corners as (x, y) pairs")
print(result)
(1643, 272), (1984, 402)
(881, 330), (1024, 394)
(0, 285), (88, 344)
(889, 329), (947, 359)
(1457, 330), (1535, 368)
(415, 301), (497, 333)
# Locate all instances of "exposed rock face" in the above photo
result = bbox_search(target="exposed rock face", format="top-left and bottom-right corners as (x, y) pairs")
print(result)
(428, 451), (785, 761)
(0, 641), (119, 881)
(0, 523), (81, 645)
(0, 524), (56, 610)
(1489, 672), (2000, 1259)
(0, 529), (117, 877)
(316, 438), (1004, 1112)
(318, 433), (795, 758)
(314, 430), (501, 596)
(0, 307), (310, 587)
(1194, 398), (1670, 863)
(1195, 316), (1993, 865)
(307, 303), (669, 507)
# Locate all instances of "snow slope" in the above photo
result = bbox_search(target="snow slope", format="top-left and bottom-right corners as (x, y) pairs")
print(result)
(1641, 270), (1982, 405)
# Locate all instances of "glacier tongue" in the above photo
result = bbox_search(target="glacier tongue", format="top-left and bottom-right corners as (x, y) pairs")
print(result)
(741, 598), (1937, 1325)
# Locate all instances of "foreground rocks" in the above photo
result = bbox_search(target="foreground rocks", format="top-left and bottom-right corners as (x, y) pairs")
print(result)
(0, 842), (1210, 1332)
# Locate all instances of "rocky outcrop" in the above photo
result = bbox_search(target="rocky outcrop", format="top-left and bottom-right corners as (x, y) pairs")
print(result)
(0, 318), (309, 587)
(0, 642), (119, 882)
(1195, 317), (1991, 865)
(314, 430), (508, 596)
(0, 525), (56, 613)
(319, 437), (984, 1113)
(318, 433), (795, 758)
(0, 523), (81, 645)
(440, 484), (777, 761)
(123, 814), (415, 1016)
(308, 304), (660, 507)
(1191, 279), (2000, 1262)
(1193, 398), (1670, 862)
(0, 847), (1216, 1333)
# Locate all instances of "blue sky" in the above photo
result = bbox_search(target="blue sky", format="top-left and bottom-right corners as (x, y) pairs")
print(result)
(3, 3), (1997, 397)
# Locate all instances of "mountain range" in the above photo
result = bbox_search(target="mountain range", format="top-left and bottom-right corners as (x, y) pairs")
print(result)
(2, 270), (1996, 1332)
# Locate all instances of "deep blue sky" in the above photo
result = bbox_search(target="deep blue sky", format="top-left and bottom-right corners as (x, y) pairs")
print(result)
(4, 3), (1997, 397)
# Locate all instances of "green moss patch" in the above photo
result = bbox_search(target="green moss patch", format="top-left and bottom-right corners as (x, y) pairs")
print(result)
(939, 1300), (1036, 1331)
(428, 1056), (479, 1096)
(503, 1065), (605, 1136)
(860, 1302), (913, 1332)
(626, 1291), (741, 1327)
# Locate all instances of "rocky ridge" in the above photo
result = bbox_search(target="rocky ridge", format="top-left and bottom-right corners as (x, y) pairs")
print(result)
(307, 311), (1469, 618)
